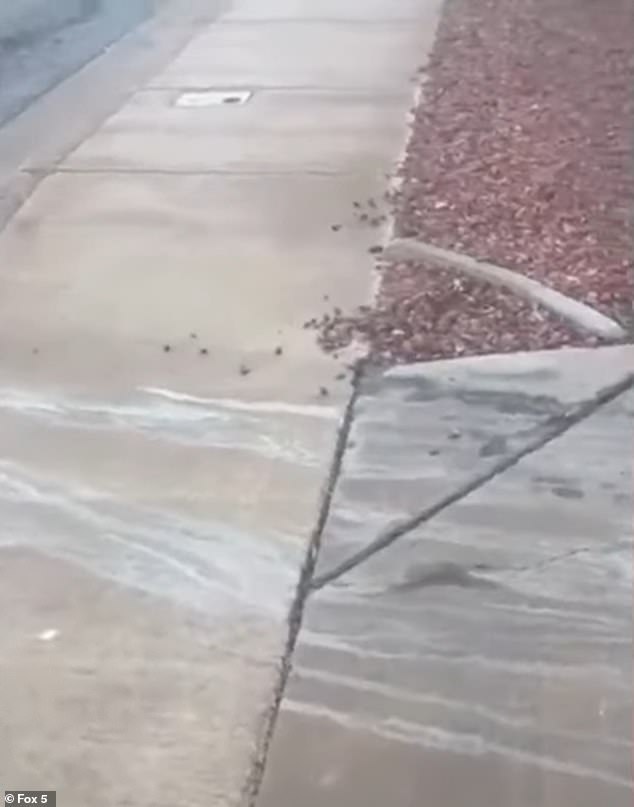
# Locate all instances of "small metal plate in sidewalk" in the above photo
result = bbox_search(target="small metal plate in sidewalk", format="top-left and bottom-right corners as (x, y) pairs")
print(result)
(175, 90), (252, 108)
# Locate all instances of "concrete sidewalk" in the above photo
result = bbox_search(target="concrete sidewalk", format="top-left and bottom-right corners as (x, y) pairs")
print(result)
(2, 1), (630, 806)
(258, 346), (633, 807)
(0, 0), (442, 805)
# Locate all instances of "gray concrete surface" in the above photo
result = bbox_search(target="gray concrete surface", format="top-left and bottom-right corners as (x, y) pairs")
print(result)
(4, 3), (625, 806)
(258, 346), (633, 807)
(223, 0), (426, 20)
(0, 0), (84, 41)
(0, 0), (444, 804)
(0, 0), (228, 232)
(0, 0), (163, 127)
(58, 88), (412, 174)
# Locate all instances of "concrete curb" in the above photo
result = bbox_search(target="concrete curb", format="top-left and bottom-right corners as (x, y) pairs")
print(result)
(384, 237), (627, 342)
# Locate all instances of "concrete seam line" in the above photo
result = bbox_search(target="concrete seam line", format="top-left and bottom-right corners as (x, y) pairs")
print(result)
(384, 237), (627, 342)
(22, 166), (344, 177)
(310, 371), (634, 591)
(241, 363), (364, 807)
(0, 1), (225, 234)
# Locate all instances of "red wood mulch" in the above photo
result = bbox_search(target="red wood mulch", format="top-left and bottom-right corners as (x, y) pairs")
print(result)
(313, 0), (633, 364)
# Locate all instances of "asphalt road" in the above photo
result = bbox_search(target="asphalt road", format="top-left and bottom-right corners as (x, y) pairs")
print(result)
(0, 0), (162, 128)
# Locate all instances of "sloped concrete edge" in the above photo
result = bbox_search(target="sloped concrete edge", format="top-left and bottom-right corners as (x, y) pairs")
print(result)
(384, 237), (627, 341)
(386, 343), (634, 399)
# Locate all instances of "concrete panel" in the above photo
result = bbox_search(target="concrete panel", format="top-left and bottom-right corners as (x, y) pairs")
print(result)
(0, 548), (281, 807)
(308, 346), (634, 573)
(0, 206), (341, 800)
(0, 4), (445, 805)
(62, 88), (409, 174)
(258, 352), (633, 807)
(223, 0), (426, 20)
(0, 170), (382, 399)
(155, 20), (432, 89)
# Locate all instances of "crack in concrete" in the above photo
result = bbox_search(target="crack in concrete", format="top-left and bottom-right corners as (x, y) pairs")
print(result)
(241, 363), (364, 807)
(311, 372), (634, 591)
(506, 539), (631, 576)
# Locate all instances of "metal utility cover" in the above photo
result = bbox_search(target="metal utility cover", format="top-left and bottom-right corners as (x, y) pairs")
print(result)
(175, 90), (252, 107)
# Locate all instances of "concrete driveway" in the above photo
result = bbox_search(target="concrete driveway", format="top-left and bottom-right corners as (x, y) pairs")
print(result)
(258, 347), (633, 807)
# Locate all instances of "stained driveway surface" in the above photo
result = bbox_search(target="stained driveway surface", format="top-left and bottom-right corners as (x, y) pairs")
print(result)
(258, 346), (633, 807)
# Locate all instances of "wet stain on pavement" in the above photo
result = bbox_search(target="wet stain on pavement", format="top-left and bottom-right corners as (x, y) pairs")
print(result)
(388, 561), (498, 593)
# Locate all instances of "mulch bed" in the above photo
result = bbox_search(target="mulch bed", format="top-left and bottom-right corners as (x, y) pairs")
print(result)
(313, 0), (633, 364)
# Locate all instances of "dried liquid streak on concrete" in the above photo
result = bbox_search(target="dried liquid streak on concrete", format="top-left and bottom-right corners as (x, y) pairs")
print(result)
(312, 371), (634, 589)
(141, 386), (339, 418)
(0, 387), (333, 466)
(299, 630), (631, 687)
(292, 665), (631, 730)
(0, 460), (300, 618)
(257, 348), (633, 807)
(0, 1), (451, 803)
(283, 700), (632, 790)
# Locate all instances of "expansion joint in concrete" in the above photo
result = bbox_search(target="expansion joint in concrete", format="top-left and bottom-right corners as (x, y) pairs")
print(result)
(241, 362), (365, 807)
(214, 18), (422, 26)
(143, 84), (408, 95)
(310, 371), (634, 590)
(22, 166), (347, 178)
